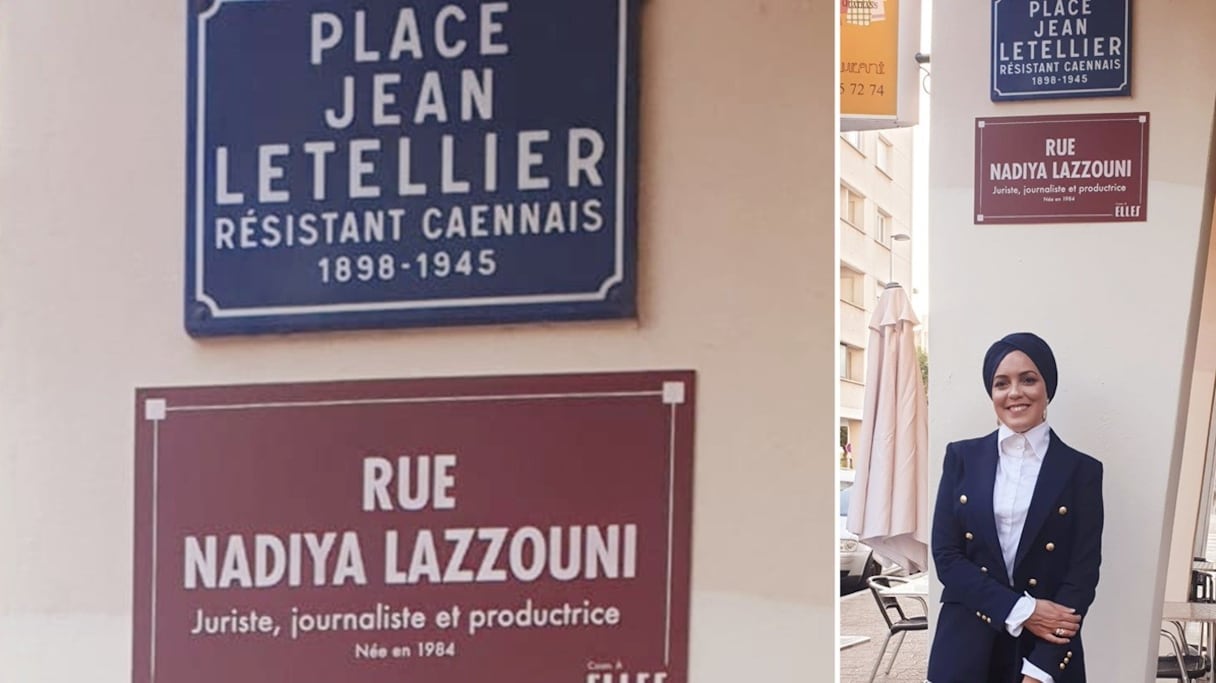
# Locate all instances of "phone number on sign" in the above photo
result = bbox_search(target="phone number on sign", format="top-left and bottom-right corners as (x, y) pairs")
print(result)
(841, 82), (887, 96)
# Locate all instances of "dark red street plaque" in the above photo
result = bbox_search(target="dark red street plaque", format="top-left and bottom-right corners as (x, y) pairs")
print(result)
(974, 112), (1149, 224)
(133, 372), (694, 683)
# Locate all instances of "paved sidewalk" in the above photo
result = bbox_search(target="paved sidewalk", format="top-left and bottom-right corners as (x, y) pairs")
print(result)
(840, 587), (929, 683)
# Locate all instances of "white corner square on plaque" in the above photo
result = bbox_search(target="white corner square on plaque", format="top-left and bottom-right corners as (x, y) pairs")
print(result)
(662, 382), (686, 405)
(145, 398), (167, 421)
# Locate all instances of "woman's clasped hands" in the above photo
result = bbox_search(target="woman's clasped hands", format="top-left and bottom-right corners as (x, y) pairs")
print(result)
(1024, 598), (1081, 644)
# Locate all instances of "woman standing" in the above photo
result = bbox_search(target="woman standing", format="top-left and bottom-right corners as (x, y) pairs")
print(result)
(926, 333), (1103, 683)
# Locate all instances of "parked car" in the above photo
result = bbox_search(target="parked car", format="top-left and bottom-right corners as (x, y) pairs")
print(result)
(839, 483), (882, 594)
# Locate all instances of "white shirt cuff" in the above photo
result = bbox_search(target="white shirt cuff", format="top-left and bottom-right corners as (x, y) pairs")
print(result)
(1021, 657), (1054, 683)
(1005, 594), (1036, 637)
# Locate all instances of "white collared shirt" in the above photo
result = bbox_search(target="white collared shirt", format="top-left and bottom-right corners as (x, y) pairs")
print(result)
(995, 420), (1051, 577)
(996, 419), (1054, 683)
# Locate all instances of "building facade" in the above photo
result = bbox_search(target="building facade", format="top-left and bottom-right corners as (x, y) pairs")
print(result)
(839, 127), (916, 470)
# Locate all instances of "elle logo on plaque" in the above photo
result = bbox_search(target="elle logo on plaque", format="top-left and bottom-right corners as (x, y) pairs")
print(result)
(186, 0), (639, 336)
(133, 372), (694, 683)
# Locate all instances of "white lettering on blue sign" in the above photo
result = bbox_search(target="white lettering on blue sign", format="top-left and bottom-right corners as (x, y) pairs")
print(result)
(991, 0), (1129, 100)
(213, 128), (605, 205)
(309, 5), (510, 66)
(188, 0), (636, 333)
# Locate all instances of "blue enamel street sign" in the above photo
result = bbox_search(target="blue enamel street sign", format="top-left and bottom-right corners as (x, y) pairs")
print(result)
(186, 0), (639, 336)
(991, 0), (1131, 101)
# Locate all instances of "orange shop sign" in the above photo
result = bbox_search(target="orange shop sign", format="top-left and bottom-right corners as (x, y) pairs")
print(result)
(841, 0), (920, 130)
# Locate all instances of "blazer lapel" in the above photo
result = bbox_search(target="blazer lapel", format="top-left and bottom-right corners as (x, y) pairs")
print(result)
(969, 432), (1008, 583)
(1013, 430), (1079, 571)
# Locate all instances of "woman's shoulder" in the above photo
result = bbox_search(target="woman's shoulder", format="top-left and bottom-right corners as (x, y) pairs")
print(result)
(946, 431), (998, 454)
(1049, 431), (1104, 472)
(941, 432), (997, 470)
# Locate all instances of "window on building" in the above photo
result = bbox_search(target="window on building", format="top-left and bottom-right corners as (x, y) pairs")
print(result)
(840, 344), (865, 382)
(840, 266), (865, 307)
(841, 130), (863, 152)
(876, 208), (892, 245)
(876, 135), (893, 176)
(841, 186), (864, 229)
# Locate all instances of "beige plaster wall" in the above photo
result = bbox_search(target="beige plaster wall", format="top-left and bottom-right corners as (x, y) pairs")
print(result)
(0, 0), (837, 680)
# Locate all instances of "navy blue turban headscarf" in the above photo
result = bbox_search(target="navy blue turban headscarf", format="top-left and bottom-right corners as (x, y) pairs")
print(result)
(982, 332), (1058, 401)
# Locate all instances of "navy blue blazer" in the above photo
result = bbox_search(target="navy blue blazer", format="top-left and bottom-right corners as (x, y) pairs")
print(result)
(927, 430), (1103, 683)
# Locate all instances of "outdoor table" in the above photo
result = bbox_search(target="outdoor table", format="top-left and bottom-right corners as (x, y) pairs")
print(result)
(840, 635), (871, 650)
(1161, 600), (1216, 670)
(878, 572), (931, 613)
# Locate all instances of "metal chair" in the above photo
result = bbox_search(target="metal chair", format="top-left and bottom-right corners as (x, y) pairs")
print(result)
(1158, 621), (1211, 682)
(865, 575), (928, 683)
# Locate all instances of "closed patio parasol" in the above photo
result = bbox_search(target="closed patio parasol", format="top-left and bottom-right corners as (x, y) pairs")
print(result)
(846, 282), (929, 573)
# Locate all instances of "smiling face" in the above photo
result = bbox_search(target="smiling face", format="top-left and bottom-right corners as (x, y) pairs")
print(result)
(990, 350), (1048, 433)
